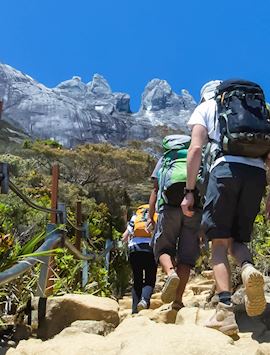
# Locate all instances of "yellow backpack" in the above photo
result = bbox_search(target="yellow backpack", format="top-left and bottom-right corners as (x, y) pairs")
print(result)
(133, 204), (157, 237)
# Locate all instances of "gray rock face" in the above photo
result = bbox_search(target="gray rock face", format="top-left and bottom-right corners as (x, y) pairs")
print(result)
(0, 64), (196, 147)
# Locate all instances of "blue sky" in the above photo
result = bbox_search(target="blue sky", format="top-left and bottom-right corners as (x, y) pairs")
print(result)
(1, 0), (270, 111)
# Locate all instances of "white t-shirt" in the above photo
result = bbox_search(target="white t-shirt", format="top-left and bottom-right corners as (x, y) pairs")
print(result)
(188, 99), (265, 170)
(151, 157), (163, 179)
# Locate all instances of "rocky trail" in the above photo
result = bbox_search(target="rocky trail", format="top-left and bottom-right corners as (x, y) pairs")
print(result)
(2, 270), (270, 355)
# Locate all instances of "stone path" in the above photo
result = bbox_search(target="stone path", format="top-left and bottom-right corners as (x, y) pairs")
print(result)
(2, 269), (270, 354)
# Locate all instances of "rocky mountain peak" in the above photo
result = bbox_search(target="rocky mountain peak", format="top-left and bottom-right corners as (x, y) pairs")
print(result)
(87, 74), (112, 96)
(140, 79), (196, 112)
(55, 76), (87, 99)
(141, 79), (173, 111)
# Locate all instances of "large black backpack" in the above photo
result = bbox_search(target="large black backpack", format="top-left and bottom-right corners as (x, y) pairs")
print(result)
(215, 79), (270, 158)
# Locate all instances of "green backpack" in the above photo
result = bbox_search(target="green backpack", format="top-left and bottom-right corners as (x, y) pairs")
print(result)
(157, 135), (191, 210)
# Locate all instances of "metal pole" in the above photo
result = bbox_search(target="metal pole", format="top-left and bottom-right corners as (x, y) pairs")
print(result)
(36, 224), (60, 297)
(0, 163), (9, 194)
(104, 239), (113, 273)
(50, 164), (59, 224)
(82, 223), (89, 288)
(75, 201), (82, 250)
(57, 202), (66, 224)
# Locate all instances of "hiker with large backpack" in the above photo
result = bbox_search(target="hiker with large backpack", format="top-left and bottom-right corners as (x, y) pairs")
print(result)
(147, 135), (202, 311)
(181, 79), (270, 336)
(122, 204), (158, 313)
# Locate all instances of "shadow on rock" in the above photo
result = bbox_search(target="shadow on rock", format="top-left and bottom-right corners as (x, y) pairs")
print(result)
(235, 302), (270, 343)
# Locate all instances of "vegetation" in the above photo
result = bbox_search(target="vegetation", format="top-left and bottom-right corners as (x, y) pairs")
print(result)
(0, 140), (156, 321)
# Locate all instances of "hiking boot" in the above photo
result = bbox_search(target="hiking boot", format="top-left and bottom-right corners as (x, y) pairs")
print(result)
(137, 298), (149, 312)
(205, 302), (239, 336)
(241, 263), (266, 317)
(161, 271), (180, 303)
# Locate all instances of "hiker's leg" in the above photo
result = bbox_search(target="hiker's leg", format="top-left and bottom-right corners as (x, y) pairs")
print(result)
(175, 209), (201, 305)
(129, 252), (144, 313)
(159, 253), (175, 276)
(204, 237), (239, 335)
(202, 163), (240, 334)
(211, 238), (231, 295)
(153, 206), (181, 303)
(152, 206), (179, 275)
(140, 252), (157, 305)
(229, 239), (252, 266)
(202, 163), (241, 302)
(230, 165), (267, 316)
(229, 164), (266, 267)
(175, 264), (190, 304)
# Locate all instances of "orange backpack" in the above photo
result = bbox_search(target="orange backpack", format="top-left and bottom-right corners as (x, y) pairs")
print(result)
(133, 204), (157, 237)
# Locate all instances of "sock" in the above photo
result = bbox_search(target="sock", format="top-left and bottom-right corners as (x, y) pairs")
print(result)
(241, 260), (253, 268)
(218, 291), (232, 305)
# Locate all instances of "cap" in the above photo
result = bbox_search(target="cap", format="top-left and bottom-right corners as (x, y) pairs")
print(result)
(199, 80), (222, 103)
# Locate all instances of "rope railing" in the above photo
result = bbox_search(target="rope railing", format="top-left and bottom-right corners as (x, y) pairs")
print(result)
(9, 180), (63, 216)
(65, 217), (115, 258)
(66, 217), (85, 232)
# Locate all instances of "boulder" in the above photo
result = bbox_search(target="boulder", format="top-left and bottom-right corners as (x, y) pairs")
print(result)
(175, 306), (215, 326)
(31, 294), (119, 339)
(60, 320), (115, 336)
(142, 304), (178, 324)
(118, 296), (132, 310)
(149, 298), (163, 310)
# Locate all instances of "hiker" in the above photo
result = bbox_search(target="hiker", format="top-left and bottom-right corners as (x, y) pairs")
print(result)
(122, 204), (157, 313)
(181, 79), (270, 335)
(147, 135), (202, 311)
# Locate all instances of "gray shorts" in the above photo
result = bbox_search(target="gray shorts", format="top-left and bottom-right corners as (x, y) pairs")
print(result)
(152, 205), (201, 267)
(202, 162), (266, 242)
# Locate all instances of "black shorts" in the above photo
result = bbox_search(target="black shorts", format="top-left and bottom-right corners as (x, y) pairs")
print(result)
(202, 162), (266, 242)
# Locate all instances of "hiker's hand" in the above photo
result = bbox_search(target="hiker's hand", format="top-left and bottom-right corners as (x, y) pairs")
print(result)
(181, 193), (194, 217)
(266, 194), (270, 219)
(146, 218), (155, 233)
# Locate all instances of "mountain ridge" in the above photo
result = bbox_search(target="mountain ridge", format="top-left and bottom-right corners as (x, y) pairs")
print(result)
(0, 63), (197, 147)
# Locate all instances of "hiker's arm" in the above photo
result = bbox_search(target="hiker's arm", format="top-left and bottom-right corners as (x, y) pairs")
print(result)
(181, 124), (208, 217)
(186, 124), (208, 188)
(147, 179), (158, 229)
(121, 228), (130, 243)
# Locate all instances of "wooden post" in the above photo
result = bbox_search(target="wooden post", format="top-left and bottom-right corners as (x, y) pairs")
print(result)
(46, 164), (59, 296)
(75, 201), (82, 250)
